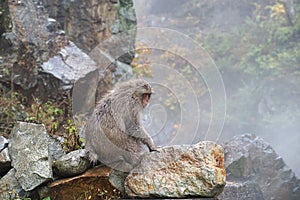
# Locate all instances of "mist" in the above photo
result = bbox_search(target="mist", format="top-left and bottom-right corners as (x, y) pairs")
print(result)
(133, 0), (300, 177)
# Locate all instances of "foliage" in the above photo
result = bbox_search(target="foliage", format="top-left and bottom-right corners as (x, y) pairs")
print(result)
(0, 83), (83, 152)
(25, 99), (64, 135)
(131, 42), (153, 77)
(62, 119), (84, 153)
(201, 0), (300, 134)
(0, 86), (27, 137)
(202, 0), (300, 76)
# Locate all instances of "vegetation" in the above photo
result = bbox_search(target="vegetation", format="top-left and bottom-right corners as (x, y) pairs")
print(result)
(0, 83), (83, 152)
(201, 0), (300, 135)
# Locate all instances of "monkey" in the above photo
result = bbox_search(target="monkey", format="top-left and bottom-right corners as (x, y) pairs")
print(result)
(84, 79), (158, 171)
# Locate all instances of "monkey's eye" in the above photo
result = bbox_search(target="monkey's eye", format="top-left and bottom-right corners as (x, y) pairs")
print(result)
(143, 84), (149, 90)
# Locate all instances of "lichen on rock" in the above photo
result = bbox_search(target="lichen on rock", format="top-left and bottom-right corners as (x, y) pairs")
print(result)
(125, 141), (226, 198)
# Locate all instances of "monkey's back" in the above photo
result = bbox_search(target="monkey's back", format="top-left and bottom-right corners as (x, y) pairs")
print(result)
(85, 95), (144, 165)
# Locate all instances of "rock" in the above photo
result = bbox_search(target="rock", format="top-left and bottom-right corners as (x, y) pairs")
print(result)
(0, 168), (29, 199)
(88, 30), (136, 103)
(0, 0), (68, 101)
(48, 136), (66, 161)
(37, 166), (122, 200)
(125, 141), (226, 198)
(1, 0), (137, 104)
(109, 169), (129, 194)
(219, 181), (265, 200)
(42, 41), (98, 86)
(41, 0), (137, 52)
(53, 149), (90, 178)
(223, 134), (300, 200)
(0, 135), (8, 151)
(8, 122), (53, 191)
(0, 148), (11, 175)
(42, 41), (100, 117)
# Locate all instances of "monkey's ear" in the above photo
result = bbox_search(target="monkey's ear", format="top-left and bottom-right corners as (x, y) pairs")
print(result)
(131, 92), (139, 101)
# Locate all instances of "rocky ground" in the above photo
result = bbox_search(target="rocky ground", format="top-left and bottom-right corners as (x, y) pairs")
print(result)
(1, 123), (299, 199)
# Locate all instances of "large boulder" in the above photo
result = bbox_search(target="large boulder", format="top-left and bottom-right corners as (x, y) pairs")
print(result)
(125, 141), (226, 198)
(223, 134), (300, 200)
(8, 122), (53, 191)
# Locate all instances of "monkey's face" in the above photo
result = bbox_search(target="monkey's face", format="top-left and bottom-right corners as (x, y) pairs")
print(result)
(133, 81), (153, 108)
(142, 93), (151, 107)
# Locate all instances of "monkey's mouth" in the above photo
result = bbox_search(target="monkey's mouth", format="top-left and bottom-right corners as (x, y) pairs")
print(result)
(142, 93), (151, 107)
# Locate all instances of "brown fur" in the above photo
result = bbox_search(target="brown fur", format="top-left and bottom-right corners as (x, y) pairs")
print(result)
(85, 79), (157, 171)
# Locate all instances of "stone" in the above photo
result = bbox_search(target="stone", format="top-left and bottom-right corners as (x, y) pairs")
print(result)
(42, 41), (99, 117)
(41, 0), (137, 52)
(53, 149), (90, 178)
(37, 166), (121, 200)
(219, 181), (265, 200)
(8, 122), (53, 191)
(125, 141), (226, 198)
(109, 169), (129, 194)
(0, 135), (8, 151)
(48, 136), (66, 161)
(0, 0), (68, 101)
(223, 134), (300, 200)
(0, 169), (29, 199)
(41, 41), (98, 88)
(0, 148), (11, 175)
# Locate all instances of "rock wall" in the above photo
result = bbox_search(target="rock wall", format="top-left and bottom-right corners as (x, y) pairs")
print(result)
(41, 0), (136, 53)
(0, 0), (136, 102)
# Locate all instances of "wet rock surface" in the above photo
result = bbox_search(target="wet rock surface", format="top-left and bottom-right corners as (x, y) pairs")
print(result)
(8, 122), (53, 191)
(125, 141), (226, 198)
(223, 134), (300, 200)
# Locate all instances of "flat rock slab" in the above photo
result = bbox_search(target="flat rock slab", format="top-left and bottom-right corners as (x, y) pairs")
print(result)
(8, 122), (53, 191)
(125, 141), (226, 198)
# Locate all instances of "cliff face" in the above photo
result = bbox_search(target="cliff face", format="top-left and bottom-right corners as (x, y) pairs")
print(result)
(0, 0), (136, 101)
(41, 0), (136, 53)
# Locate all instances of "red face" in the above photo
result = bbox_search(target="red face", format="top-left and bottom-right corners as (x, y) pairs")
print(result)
(142, 93), (151, 107)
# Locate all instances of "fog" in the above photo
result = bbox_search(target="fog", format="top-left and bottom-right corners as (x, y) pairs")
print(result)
(132, 0), (300, 177)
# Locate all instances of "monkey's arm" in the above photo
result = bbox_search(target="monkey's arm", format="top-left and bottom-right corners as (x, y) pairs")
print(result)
(126, 124), (158, 151)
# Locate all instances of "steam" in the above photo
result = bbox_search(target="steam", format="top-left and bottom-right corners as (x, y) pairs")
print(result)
(133, 0), (300, 177)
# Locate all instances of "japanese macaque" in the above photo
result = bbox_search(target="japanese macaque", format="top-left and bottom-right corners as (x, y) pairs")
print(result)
(85, 79), (158, 171)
